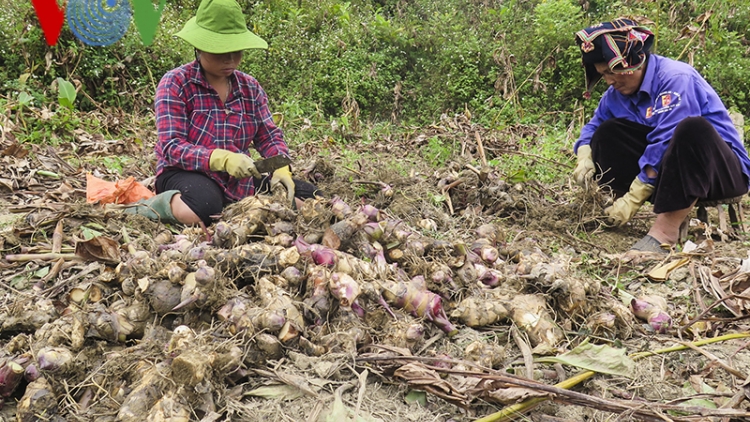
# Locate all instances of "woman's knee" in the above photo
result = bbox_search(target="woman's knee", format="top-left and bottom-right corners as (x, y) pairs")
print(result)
(172, 194), (204, 225)
(673, 116), (713, 146)
(182, 193), (224, 224)
(591, 118), (628, 150)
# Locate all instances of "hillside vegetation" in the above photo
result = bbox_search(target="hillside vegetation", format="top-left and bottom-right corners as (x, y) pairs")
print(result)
(2, 0), (750, 133)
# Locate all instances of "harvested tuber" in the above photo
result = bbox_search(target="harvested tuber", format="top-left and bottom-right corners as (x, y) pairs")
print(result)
(451, 292), (509, 327)
(217, 297), (286, 335)
(15, 377), (58, 421)
(171, 350), (212, 386)
(330, 196), (353, 219)
(508, 294), (564, 353)
(36, 347), (74, 373)
(148, 279), (183, 315)
(328, 271), (361, 309)
(0, 359), (24, 404)
(303, 265), (333, 324)
(33, 310), (86, 351)
(0, 299), (58, 333)
(381, 278), (457, 335)
(146, 391), (191, 422)
(244, 332), (284, 366)
(167, 325), (196, 354)
(464, 340), (505, 369)
(295, 236), (384, 278)
(116, 362), (166, 421)
(630, 296), (671, 333)
(381, 320), (425, 352)
(322, 209), (370, 250)
(256, 277), (304, 337)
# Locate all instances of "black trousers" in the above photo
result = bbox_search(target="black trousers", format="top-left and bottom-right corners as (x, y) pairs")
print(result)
(591, 117), (748, 213)
(156, 168), (323, 225)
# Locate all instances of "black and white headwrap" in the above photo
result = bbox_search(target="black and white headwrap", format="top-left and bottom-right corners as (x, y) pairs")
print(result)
(575, 18), (654, 98)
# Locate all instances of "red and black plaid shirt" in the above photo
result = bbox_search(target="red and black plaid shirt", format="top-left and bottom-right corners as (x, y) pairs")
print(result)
(154, 61), (289, 201)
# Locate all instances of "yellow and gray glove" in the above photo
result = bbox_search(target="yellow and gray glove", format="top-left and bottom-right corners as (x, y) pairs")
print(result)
(572, 144), (596, 187)
(271, 165), (295, 204)
(604, 178), (655, 226)
(209, 149), (260, 179)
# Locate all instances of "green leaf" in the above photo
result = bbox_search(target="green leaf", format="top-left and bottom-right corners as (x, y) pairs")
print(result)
(33, 266), (50, 279)
(56, 78), (76, 109)
(10, 274), (27, 289)
(404, 389), (427, 406)
(17, 91), (33, 107)
(536, 338), (635, 377)
(680, 380), (718, 409)
(507, 169), (529, 184)
(80, 226), (103, 241)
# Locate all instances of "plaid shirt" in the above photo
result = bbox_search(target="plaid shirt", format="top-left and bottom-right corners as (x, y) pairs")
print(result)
(154, 61), (289, 201)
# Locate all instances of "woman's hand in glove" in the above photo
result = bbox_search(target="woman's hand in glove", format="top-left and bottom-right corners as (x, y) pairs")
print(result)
(271, 165), (295, 204)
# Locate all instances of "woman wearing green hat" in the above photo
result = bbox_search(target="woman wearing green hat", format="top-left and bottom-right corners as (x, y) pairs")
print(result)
(127, 0), (321, 225)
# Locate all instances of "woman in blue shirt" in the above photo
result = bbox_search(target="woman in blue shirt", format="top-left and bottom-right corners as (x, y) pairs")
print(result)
(571, 18), (750, 253)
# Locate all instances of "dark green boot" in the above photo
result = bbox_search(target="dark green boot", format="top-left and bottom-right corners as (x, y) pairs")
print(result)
(125, 190), (179, 224)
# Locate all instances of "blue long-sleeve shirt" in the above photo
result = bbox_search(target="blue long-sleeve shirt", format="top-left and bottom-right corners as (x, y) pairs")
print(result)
(574, 54), (750, 187)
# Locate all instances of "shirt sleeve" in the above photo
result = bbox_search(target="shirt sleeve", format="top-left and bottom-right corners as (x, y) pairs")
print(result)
(154, 75), (213, 172)
(248, 84), (289, 159)
(574, 91), (615, 153)
(638, 73), (705, 184)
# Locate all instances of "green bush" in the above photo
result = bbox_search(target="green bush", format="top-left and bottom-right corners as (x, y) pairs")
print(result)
(2, 0), (750, 130)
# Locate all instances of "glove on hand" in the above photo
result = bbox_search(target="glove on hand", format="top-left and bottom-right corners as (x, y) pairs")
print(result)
(209, 149), (260, 179)
(604, 178), (655, 226)
(572, 144), (596, 187)
(271, 165), (295, 204)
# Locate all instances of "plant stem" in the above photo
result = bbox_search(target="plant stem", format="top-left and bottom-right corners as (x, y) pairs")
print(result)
(4, 253), (80, 262)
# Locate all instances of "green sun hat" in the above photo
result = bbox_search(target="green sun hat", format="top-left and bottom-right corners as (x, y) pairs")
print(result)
(175, 0), (267, 54)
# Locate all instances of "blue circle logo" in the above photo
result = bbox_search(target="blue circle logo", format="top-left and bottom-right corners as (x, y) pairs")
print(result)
(67, 0), (131, 47)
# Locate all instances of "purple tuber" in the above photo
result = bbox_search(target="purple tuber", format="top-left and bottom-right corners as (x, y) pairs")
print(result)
(382, 280), (457, 336)
(0, 360), (24, 399)
(330, 196), (353, 219)
(329, 272), (361, 308)
(631, 297), (672, 334)
(359, 204), (381, 221)
(37, 347), (73, 372)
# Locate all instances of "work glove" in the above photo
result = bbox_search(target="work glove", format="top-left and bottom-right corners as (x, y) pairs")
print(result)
(271, 165), (295, 205)
(604, 178), (655, 227)
(572, 144), (595, 188)
(209, 149), (260, 179)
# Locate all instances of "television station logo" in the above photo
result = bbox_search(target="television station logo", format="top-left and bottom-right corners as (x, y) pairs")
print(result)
(31, 0), (167, 47)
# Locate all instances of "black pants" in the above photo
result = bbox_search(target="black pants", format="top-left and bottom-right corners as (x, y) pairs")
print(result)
(591, 117), (748, 213)
(156, 168), (323, 225)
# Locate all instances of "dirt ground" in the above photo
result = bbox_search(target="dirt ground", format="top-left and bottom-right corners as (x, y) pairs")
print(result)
(2, 112), (750, 421)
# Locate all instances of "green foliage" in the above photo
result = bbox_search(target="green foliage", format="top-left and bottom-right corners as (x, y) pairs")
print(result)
(99, 156), (132, 175)
(2, 0), (750, 131)
(56, 78), (76, 109)
(489, 131), (571, 185)
(421, 136), (454, 167)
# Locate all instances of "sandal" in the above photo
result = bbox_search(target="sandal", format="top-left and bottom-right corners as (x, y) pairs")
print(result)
(630, 235), (670, 254)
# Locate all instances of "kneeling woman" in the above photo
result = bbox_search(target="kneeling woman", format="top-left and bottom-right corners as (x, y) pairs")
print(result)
(129, 0), (321, 225)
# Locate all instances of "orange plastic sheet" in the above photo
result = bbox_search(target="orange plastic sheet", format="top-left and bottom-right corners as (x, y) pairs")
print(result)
(86, 173), (154, 205)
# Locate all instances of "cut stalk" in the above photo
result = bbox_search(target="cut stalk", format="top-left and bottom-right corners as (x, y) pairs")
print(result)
(4, 253), (81, 262)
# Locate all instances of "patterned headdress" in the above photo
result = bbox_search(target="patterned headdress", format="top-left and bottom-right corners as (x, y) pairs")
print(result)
(575, 18), (654, 98)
